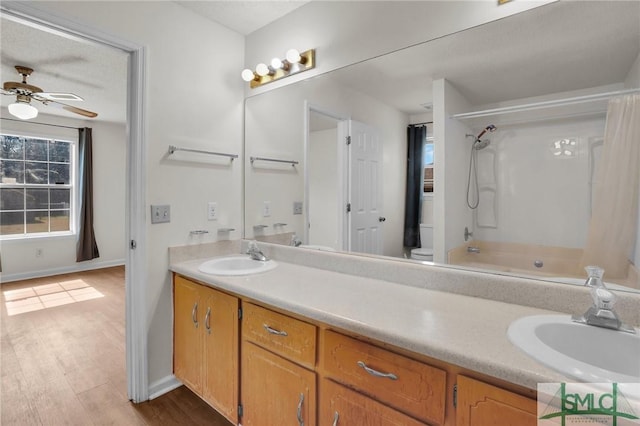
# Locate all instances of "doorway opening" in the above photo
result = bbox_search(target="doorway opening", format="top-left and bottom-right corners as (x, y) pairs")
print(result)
(1, 3), (147, 402)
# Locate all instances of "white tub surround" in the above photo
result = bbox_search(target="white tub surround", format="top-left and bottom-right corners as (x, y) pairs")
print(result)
(169, 241), (640, 391)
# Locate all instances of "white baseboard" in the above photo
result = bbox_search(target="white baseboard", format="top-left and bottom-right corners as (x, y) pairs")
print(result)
(148, 374), (183, 400)
(0, 259), (125, 283)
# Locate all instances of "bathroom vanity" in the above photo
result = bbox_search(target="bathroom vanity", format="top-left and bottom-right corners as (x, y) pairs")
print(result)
(166, 241), (640, 425)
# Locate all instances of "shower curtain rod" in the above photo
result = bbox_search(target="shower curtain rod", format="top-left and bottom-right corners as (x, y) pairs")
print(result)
(450, 88), (640, 120)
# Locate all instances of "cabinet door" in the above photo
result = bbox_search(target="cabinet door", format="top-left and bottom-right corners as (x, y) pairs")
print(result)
(241, 341), (316, 426)
(173, 276), (203, 394)
(202, 287), (239, 424)
(320, 378), (425, 426)
(456, 375), (537, 426)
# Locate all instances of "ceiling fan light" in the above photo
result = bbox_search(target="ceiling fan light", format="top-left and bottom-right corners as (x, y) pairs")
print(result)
(8, 101), (38, 120)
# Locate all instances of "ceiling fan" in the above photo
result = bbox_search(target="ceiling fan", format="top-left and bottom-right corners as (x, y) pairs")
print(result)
(1, 65), (98, 120)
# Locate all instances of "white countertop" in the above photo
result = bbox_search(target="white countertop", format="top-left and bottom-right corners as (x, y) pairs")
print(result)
(171, 256), (573, 390)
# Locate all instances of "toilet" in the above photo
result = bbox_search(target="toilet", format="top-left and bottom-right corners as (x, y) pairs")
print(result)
(410, 224), (434, 261)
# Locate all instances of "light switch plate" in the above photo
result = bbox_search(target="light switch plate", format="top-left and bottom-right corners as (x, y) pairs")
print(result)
(151, 204), (170, 224)
(208, 202), (218, 221)
(293, 201), (303, 215)
(262, 201), (271, 217)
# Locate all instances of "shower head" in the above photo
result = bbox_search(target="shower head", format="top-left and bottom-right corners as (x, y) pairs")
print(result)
(473, 139), (491, 150)
(476, 124), (496, 140)
(472, 124), (496, 150)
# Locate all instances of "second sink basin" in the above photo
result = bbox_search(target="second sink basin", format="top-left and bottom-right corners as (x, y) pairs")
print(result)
(198, 255), (277, 276)
(508, 314), (640, 383)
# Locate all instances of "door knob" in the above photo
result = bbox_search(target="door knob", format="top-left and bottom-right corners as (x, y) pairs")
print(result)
(378, 217), (386, 222)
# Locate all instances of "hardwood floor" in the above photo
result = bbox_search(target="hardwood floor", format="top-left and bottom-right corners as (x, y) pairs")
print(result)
(1, 267), (232, 425)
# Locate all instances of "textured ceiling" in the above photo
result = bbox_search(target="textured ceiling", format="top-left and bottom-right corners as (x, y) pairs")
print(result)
(176, 1), (311, 35)
(328, 0), (640, 115)
(1, 1), (638, 123)
(0, 16), (128, 123)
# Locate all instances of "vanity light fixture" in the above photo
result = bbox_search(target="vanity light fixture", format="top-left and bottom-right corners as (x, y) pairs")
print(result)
(241, 48), (315, 88)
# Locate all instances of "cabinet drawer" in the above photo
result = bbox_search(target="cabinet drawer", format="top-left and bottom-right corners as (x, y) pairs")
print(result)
(242, 302), (316, 367)
(322, 330), (446, 425)
(320, 378), (426, 426)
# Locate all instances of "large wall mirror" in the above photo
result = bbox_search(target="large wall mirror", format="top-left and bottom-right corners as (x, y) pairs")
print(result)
(244, 1), (640, 293)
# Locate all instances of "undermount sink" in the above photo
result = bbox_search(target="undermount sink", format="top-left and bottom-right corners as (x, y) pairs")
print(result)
(508, 315), (640, 383)
(198, 255), (277, 276)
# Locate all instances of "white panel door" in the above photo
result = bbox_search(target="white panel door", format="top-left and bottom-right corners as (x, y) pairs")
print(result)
(348, 120), (383, 254)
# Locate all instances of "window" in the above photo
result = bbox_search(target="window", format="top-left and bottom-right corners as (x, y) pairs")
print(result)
(0, 134), (74, 237)
(423, 139), (434, 193)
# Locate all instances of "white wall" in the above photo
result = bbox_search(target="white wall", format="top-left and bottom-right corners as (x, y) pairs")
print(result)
(625, 52), (640, 89)
(309, 128), (339, 249)
(245, 1), (554, 96)
(245, 73), (407, 257)
(1, 112), (126, 280)
(27, 1), (245, 389)
(473, 116), (606, 248)
(433, 79), (473, 263)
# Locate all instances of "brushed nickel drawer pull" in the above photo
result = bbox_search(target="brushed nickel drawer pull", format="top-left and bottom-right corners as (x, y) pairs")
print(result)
(263, 324), (288, 336)
(192, 302), (198, 328)
(332, 411), (339, 426)
(205, 307), (211, 334)
(297, 393), (304, 426)
(357, 360), (398, 380)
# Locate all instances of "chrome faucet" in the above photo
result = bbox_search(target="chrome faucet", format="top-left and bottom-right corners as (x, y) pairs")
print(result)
(571, 266), (636, 334)
(247, 240), (269, 261)
(290, 234), (302, 247)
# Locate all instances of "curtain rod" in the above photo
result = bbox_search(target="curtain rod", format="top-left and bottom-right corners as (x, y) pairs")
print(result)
(408, 121), (433, 127)
(450, 88), (640, 120)
(1, 117), (79, 130)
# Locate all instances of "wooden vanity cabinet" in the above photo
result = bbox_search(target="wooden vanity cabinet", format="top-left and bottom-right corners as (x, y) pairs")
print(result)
(455, 375), (537, 426)
(240, 302), (317, 426)
(173, 276), (239, 423)
(321, 329), (447, 425)
(320, 378), (426, 426)
(173, 275), (539, 426)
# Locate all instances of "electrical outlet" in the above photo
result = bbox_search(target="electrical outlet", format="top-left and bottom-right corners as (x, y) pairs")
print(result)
(151, 204), (170, 224)
(262, 201), (271, 217)
(207, 202), (218, 221)
(293, 201), (303, 215)
(35, 248), (43, 258)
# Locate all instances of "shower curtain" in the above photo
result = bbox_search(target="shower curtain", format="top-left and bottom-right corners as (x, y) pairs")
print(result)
(403, 125), (425, 248)
(580, 94), (640, 280)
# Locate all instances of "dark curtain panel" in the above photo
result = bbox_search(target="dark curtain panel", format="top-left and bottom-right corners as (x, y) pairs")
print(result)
(77, 127), (100, 262)
(403, 125), (426, 248)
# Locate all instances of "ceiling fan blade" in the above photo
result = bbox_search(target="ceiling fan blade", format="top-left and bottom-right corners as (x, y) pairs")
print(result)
(1, 88), (16, 96)
(38, 98), (98, 118)
(61, 104), (98, 118)
(34, 92), (84, 102)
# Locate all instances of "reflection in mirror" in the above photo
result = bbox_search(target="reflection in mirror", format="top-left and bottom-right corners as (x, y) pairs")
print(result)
(244, 1), (640, 292)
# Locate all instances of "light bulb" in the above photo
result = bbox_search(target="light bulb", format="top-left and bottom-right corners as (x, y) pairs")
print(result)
(255, 63), (269, 77)
(8, 102), (38, 120)
(270, 57), (283, 69)
(285, 49), (301, 64)
(241, 69), (256, 82)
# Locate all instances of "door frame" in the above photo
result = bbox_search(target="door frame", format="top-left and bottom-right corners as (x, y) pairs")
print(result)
(303, 101), (349, 249)
(1, 2), (149, 402)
